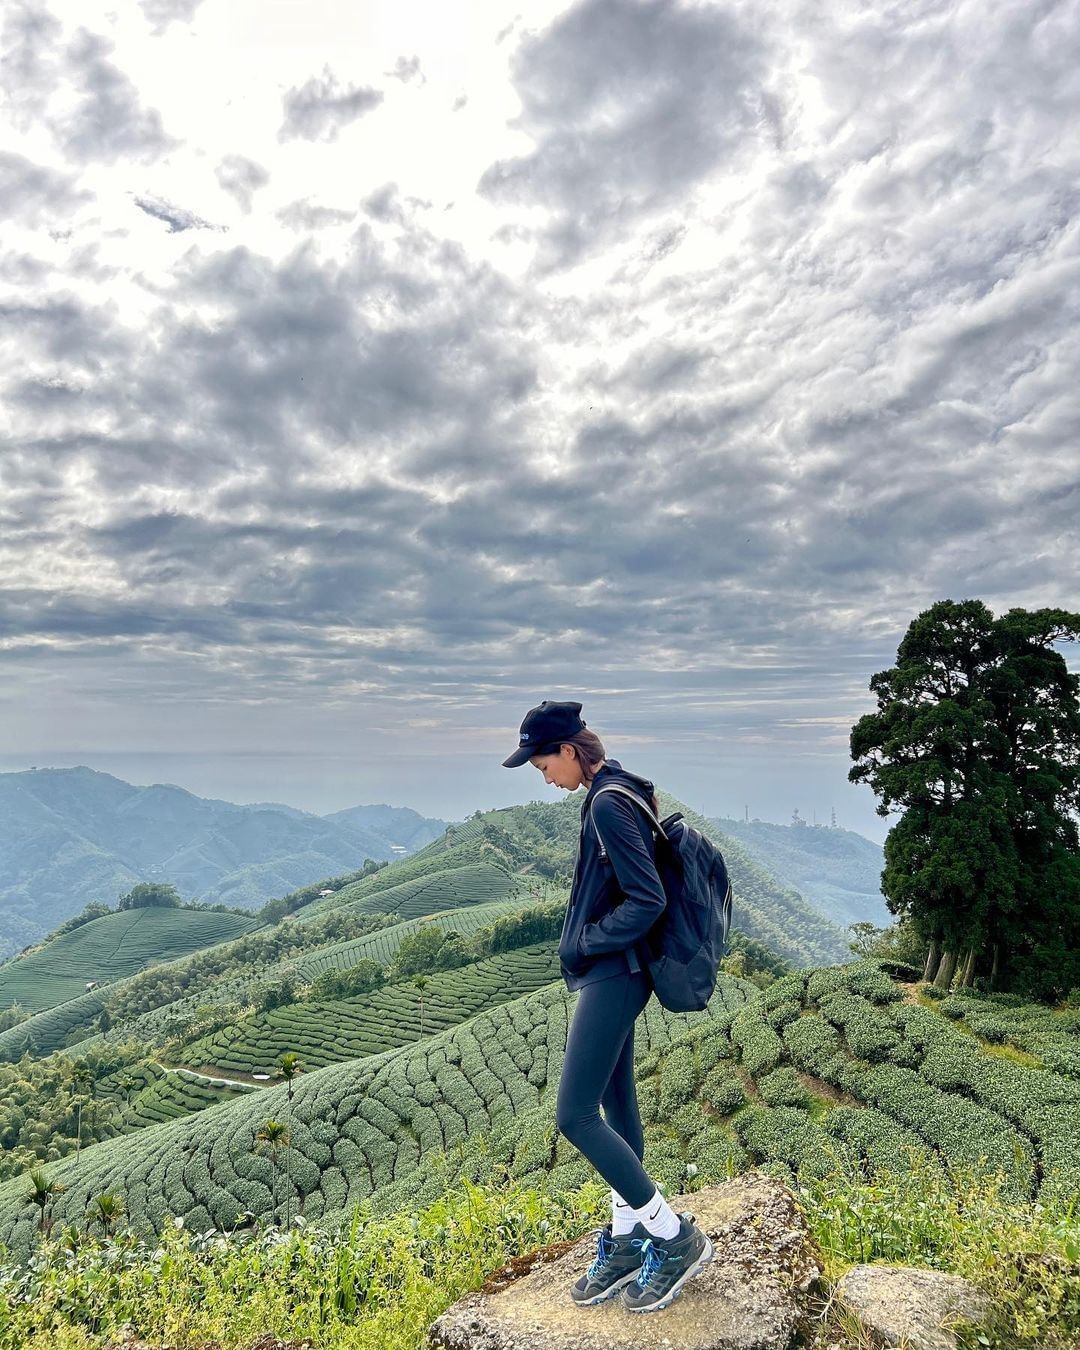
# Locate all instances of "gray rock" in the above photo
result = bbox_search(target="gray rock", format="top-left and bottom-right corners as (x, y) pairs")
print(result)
(836, 1263), (994, 1350)
(427, 1171), (825, 1350)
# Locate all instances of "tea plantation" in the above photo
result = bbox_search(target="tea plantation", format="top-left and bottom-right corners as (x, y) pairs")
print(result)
(174, 941), (564, 1074)
(83, 893), (528, 1053)
(296, 798), (852, 969)
(103, 1061), (255, 1131)
(0, 956), (1075, 1266)
(0, 907), (261, 1012)
(0, 967), (751, 1256)
(293, 861), (515, 926)
(0, 879), (531, 1064)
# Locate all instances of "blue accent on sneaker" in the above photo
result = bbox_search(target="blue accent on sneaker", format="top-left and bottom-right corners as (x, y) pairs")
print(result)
(633, 1234), (668, 1286)
(570, 1221), (648, 1306)
(587, 1226), (615, 1281)
(620, 1212), (715, 1313)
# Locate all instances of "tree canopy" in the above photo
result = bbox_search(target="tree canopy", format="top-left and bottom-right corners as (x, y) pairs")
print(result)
(849, 599), (1079, 1001)
(117, 884), (182, 911)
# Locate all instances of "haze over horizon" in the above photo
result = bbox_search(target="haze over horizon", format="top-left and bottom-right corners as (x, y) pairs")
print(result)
(0, 749), (892, 843)
(3, 0), (1076, 854)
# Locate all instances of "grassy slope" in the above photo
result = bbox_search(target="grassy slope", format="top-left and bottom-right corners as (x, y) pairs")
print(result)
(304, 794), (854, 967)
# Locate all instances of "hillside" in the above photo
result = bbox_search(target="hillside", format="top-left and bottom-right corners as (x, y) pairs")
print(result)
(711, 816), (891, 931)
(0, 968), (752, 1256)
(0, 957), (1075, 1268)
(0, 766), (449, 959)
(300, 794), (855, 968)
(0, 892), (535, 1068)
(0, 786), (1075, 1349)
(0, 787), (847, 1069)
(175, 940), (563, 1076)
(0, 906), (261, 1013)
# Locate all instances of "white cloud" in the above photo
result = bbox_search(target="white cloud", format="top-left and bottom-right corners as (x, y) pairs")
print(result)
(0, 0), (1076, 833)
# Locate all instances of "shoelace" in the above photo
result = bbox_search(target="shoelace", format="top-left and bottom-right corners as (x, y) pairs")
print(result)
(630, 1235), (668, 1287)
(586, 1226), (615, 1281)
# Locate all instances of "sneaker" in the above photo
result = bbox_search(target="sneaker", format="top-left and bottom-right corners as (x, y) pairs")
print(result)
(619, 1211), (714, 1313)
(570, 1220), (648, 1305)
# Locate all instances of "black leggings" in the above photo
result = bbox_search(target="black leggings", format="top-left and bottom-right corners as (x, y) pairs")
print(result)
(555, 967), (655, 1209)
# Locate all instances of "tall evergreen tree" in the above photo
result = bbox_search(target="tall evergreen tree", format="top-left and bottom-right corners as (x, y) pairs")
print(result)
(849, 599), (1079, 1000)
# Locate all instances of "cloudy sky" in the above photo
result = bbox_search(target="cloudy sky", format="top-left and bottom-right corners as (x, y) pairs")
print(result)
(2, 0), (1077, 842)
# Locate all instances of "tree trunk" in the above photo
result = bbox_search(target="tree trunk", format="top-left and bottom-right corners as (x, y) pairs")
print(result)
(923, 937), (941, 983)
(959, 945), (978, 987)
(933, 948), (958, 991)
(990, 942), (1001, 990)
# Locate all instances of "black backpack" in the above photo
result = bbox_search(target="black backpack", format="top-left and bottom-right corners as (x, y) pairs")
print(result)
(586, 784), (733, 1012)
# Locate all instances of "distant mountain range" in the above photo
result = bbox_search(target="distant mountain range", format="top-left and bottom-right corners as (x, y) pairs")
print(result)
(0, 767), (450, 960)
(709, 815), (890, 931)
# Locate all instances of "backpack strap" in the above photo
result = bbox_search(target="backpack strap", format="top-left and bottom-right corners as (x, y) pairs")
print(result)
(586, 783), (667, 856)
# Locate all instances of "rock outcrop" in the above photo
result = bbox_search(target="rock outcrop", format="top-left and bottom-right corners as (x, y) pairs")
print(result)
(835, 1264), (995, 1350)
(428, 1171), (824, 1350)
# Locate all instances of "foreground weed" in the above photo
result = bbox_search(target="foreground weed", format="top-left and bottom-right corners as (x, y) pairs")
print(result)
(794, 1146), (1080, 1348)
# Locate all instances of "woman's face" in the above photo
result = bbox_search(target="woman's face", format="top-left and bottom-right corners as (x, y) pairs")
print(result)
(530, 743), (585, 791)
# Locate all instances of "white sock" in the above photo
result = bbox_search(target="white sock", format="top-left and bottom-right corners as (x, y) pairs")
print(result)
(611, 1188), (637, 1236)
(634, 1186), (681, 1241)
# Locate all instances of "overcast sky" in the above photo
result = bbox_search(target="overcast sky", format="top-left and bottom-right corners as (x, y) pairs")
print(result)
(2, 0), (1077, 843)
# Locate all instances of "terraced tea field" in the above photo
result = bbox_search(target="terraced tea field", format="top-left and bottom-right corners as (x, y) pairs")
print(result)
(5, 957), (1073, 1264)
(97, 895), (529, 1051)
(663, 963), (1080, 1211)
(98, 1061), (256, 1131)
(292, 895), (524, 980)
(173, 941), (564, 1074)
(293, 862), (516, 926)
(0, 987), (112, 1061)
(0, 970), (753, 1256)
(0, 885), (529, 1065)
(0, 908), (261, 1013)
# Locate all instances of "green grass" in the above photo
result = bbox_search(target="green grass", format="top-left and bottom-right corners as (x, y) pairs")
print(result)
(1, 1148), (1076, 1350)
(0, 909), (260, 1014)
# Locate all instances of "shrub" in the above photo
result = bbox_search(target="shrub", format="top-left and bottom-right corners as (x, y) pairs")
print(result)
(759, 1067), (813, 1109)
(701, 1064), (746, 1116)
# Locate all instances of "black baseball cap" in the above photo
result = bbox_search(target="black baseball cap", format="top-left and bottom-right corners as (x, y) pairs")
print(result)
(502, 699), (587, 767)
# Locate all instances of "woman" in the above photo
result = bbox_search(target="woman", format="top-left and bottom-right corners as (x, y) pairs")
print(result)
(503, 699), (713, 1314)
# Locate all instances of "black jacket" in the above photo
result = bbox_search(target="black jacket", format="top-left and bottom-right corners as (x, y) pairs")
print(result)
(557, 759), (667, 991)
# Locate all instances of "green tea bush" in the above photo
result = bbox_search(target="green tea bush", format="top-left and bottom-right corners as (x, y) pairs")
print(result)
(701, 1063), (746, 1116)
(731, 1105), (837, 1181)
(764, 998), (803, 1032)
(782, 1013), (848, 1083)
(668, 1102), (708, 1141)
(852, 1062), (1036, 1202)
(821, 1107), (937, 1179)
(730, 1002), (783, 1077)
(806, 961), (901, 1008)
(758, 1067), (812, 1109)
(637, 1078), (660, 1127)
(658, 1045), (697, 1114)
(819, 993), (902, 1063)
